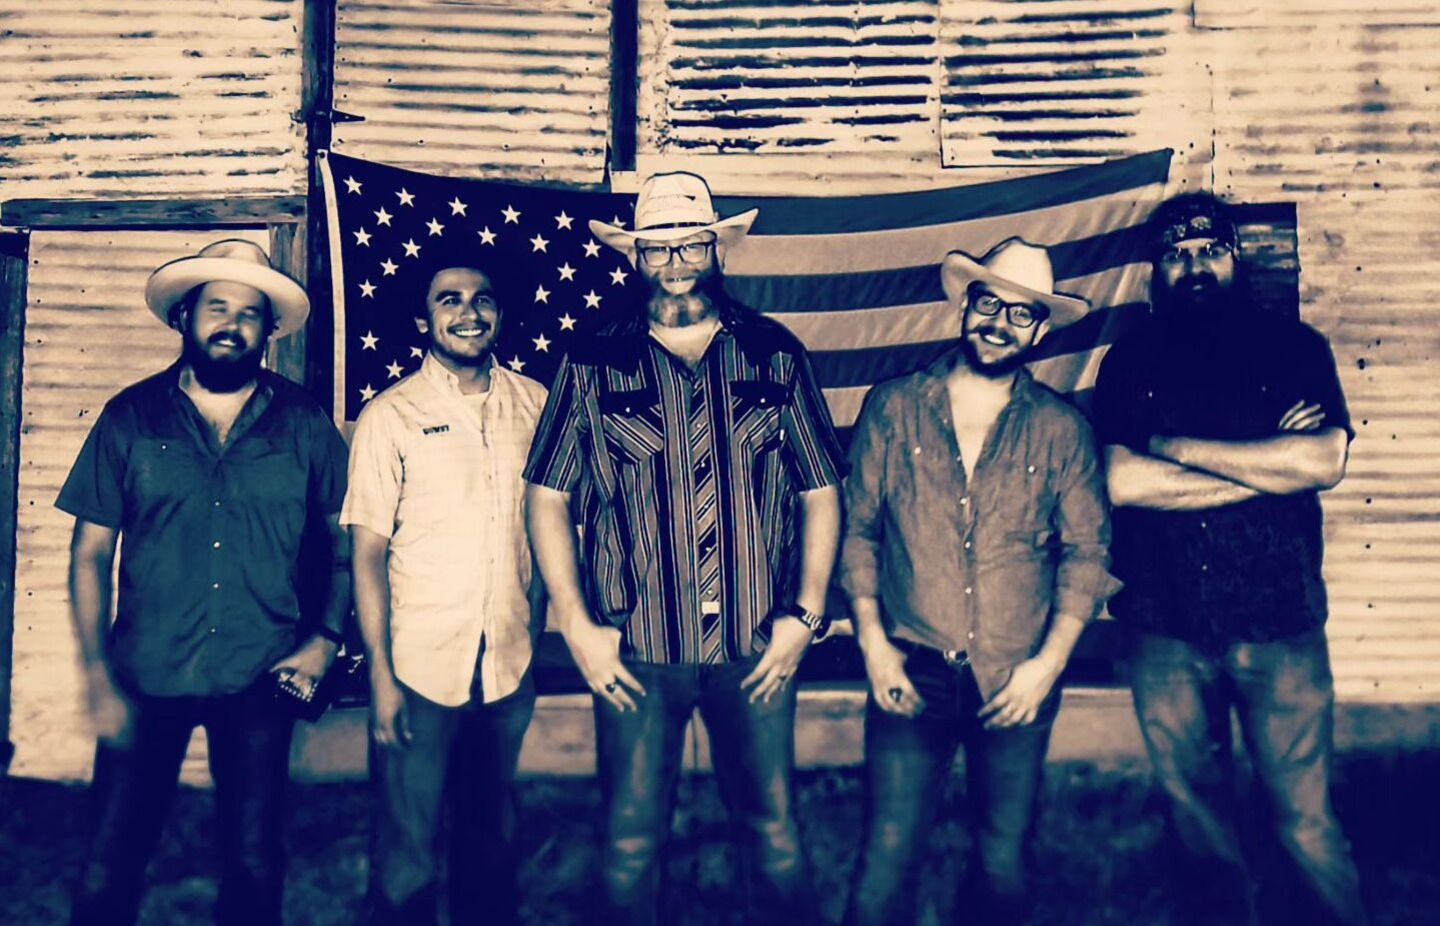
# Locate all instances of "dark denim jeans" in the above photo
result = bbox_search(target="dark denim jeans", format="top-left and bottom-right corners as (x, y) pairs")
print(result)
(1130, 628), (1367, 926)
(845, 644), (1057, 926)
(593, 655), (815, 926)
(366, 674), (536, 926)
(69, 678), (295, 926)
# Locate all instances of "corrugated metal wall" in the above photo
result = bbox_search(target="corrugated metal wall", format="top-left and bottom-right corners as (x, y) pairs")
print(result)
(1204, 8), (1440, 702)
(0, 0), (306, 204)
(331, 0), (611, 184)
(10, 230), (269, 783)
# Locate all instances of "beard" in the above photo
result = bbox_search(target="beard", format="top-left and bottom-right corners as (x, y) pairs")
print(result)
(960, 322), (1029, 378)
(645, 265), (727, 328)
(1153, 271), (1230, 315)
(182, 331), (265, 393)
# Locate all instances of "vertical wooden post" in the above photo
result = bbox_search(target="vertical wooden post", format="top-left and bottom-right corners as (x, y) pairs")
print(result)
(302, 0), (339, 410)
(0, 229), (30, 773)
(609, 0), (640, 175)
(267, 222), (309, 385)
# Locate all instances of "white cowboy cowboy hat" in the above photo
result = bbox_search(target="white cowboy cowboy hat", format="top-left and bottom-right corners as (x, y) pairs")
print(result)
(145, 238), (311, 338)
(589, 171), (759, 258)
(940, 236), (1090, 329)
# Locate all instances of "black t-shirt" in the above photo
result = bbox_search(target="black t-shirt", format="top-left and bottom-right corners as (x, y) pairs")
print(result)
(1092, 305), (1352, 650)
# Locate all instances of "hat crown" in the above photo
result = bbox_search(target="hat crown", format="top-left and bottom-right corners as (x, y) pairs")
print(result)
(977, 238), (1057, 296)
(632, 172), (720, 235)
(195, 238), (274, 270)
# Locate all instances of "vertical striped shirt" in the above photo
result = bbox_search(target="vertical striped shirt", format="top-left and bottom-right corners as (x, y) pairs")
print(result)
(524, 307), (845, 665)
(341, 354), (548, 706)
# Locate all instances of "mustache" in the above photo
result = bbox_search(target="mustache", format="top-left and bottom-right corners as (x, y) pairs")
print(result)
(206, 330), (249, 349)
(970, 323), (1017, 346)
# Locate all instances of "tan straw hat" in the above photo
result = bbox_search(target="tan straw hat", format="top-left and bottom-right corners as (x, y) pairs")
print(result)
(589, 172), (759, 257)
(145, 239), (310, 338)
(941, 237), (1090, 329)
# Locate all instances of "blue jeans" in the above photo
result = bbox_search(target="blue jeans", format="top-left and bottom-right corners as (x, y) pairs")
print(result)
(366, 674), (535, 926)
(1130, 628), (1367, 926)
(69, 678), (295, 926)
(845, 643), (1057, 926)
(593, 655), (814, 926)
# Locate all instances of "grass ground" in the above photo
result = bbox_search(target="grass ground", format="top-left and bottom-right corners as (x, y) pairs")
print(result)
(2, 750), (1438, 925)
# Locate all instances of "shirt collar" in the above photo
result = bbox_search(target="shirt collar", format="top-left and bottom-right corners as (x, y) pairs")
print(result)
(918, 347), (1040, 408)
(420, 351), (497, 396)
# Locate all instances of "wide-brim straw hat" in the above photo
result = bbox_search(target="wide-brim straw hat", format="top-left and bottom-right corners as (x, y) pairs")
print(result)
(145, 238), (310, 338)
(589, 171), (759, 257)
(940, 236), (1090, 329)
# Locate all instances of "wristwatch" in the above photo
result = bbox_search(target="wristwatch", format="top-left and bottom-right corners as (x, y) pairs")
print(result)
(779, 604), (832, 641)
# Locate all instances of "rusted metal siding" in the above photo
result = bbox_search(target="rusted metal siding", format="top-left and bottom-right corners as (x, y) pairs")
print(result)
(940, 1), (1209, 167)
(0, 1), (307, 204)
(331, 0), (611, 184)
(10, 230), (268, 783)
(1208, 11), (1440, 702)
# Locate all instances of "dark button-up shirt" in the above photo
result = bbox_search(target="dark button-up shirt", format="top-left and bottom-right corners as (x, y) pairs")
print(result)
(1092, 306), (1352, 651)
(57, 364), (349, 697)
(524, 308), (845, 665)
(841, 355), (1119, 698)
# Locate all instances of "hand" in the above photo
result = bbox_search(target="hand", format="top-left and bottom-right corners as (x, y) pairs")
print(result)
(740, 617), (813, 704)
(978, 654), (1063, 730)
(85, 666), (135, 749)
(369, 671), (412, 749)
(269, 633), (339, 703)
(1278, 400), (1326, 432)
(858, 633), (924, 718)
(563, 620), (645, 712)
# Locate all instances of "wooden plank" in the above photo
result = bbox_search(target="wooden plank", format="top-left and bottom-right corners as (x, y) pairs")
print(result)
(267, 222), (310, 388)
(0, 229), (29, 772)
(0, 197), (307, 230)
(304, 0), (339, 416)
(610, 0), (640, 172)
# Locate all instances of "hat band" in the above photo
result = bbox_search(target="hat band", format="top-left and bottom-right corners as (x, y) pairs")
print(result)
(632, 219), (715, 234)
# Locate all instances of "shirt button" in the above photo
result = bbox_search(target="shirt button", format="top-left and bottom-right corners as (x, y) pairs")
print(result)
(964, 586), (973, 595)
(209, 628), (216, 634)
(212, 582), (220, 590)
(212, 541), (221, 549)
(1201, 564), (1209, 572)
(214, 500), (222, 507)
(1199, 521), (1208, 529)
(960, 496), (970, 506)
(967, 632), (976, 640)
(964, 541), (972, 550)
(1027, 465), (1036, 474)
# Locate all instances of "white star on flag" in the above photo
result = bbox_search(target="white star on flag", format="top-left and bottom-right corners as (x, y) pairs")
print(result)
(502, 205), (521, 224)
(402, 239), (421, 258)
(478, 227), (497, 245)
(385, 360), (404, 379)
(409, 346), (424, 359)
(361, 331), (379, 350)
(530, 234), (549, 253)
(555, 211), (573, 230)
(448, 197), (468, 216)
(374, 207), (393, 226)
(558, 263), (576, 281)
(583, 290), (602, 309)
(344, 176), (362, 195)
(426, 218), (445, 237)
(582, 240), (601, 258)
(507, 357), (526, 372)
(353, 228), (372, 246)
(611, 215), (626, 227)
(609, 267), (628, 286)
(397, 188), (415, 206)
(359, 280), (377, 298)
(360, 384), (377, 402)
(381, 258), (398, 276)
(534, 285), (550, 304)
(533, 334), (552, 353)
(559, 313), (577, 331)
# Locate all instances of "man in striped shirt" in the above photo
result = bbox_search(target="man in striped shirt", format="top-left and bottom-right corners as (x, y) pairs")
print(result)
(524, 172), (845, 926)
(343, 262), (547, 926)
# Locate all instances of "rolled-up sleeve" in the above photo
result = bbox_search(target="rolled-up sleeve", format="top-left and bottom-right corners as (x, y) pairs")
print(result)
(523, 356), (589, 492)
(1051, 415), (1122, 622)
(839, 385), (891, 600)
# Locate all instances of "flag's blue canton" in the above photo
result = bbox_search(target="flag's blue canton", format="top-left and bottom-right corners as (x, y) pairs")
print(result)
(326, 152), (635, 420)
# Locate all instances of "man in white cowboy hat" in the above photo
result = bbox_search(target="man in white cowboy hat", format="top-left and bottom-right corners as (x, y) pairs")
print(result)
(57, 238), (350, 926)
(841, 237), (1119, 926)
(524, 171), (845, 926)
(343, 260), (547, 926)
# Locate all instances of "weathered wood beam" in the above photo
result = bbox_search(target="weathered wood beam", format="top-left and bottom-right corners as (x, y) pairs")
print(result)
(0, 197), (306, 229)
(0, 229), (29, 772)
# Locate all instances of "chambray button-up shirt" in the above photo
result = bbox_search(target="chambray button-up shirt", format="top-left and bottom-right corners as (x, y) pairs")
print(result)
(341, 355), (548, 706)
(841, 355), (1120, 698)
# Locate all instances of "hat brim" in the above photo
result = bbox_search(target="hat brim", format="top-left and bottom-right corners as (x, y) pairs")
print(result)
(588, 208), (760, 257)
(145, 257), (311, 338)
(940, 251), (1090, 329)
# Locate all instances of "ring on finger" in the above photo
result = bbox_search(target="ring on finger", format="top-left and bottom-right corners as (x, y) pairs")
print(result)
(604, 681), (619, 694)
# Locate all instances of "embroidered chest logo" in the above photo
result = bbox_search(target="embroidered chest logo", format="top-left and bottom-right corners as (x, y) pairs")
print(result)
(422, 424), (450, 435)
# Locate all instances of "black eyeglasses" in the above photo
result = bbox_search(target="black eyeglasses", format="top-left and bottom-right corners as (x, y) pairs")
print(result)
(637, 236), (716, 268)
(968, 289), (1049, 329)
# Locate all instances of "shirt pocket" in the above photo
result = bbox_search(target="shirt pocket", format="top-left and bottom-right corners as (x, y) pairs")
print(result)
(729, 379), (788, 452)
(598, 386), (666, 466)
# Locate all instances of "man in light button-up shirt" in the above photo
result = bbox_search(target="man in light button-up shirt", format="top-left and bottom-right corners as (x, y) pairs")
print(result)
(343, 264), (547, 926)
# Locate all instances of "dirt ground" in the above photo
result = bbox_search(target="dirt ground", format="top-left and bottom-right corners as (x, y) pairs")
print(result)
(2, 750), (1438, 925)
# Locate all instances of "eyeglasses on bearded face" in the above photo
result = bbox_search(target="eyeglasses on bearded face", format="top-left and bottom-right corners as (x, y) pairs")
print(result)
(967, 284), (1049, 329)
(636, 233), (717, 268)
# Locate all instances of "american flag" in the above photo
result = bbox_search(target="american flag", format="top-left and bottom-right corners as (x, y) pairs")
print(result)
(320, 149), (1172, 432)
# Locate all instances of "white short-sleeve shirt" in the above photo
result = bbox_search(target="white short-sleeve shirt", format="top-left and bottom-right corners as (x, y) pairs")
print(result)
(341, 354), (548, 706)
